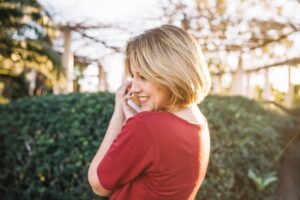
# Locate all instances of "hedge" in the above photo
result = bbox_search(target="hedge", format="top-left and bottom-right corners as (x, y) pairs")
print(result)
(198, 96), (294, 200)
(0, 93), (294, 200)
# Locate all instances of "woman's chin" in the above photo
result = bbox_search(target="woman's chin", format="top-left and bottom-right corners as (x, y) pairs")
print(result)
(141, 106), (155, 112)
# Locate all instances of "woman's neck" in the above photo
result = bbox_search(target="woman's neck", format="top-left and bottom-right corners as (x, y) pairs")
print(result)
(172, 104), (205, 126)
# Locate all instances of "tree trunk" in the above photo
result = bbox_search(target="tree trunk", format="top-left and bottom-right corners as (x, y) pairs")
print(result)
(277, 130), (300, 200)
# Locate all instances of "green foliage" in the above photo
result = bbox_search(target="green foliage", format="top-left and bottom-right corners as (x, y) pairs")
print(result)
(271, 86), (286, 105)
(293, 84), (300, 107)
(197, 95), (294, 200)
(0, 92), (114, 200)
(247, 169), (277, 191)
(0, 94), (294, 199)
(0, 0), (63, 101)
(0, 73), (29, 100)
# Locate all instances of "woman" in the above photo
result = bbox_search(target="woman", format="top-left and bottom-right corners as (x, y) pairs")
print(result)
(88, 24), (211, 200)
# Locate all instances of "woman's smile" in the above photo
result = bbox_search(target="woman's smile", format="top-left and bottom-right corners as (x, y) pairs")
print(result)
(138, 96), (150, 104)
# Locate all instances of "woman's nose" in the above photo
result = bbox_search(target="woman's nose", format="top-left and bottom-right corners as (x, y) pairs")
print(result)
(130, 79), (141, 93)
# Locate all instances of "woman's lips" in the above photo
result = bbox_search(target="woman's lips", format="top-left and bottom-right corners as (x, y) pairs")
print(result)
(138, 96), (149, 103)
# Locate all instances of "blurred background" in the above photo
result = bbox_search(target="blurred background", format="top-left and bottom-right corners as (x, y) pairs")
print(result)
(1, 0), (300, 107)
(1, 0), (300, 200)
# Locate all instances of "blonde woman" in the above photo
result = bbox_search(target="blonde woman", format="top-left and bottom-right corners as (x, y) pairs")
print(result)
(88, 24), (211, 200)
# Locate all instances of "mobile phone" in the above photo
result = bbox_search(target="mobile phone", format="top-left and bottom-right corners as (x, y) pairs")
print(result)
(127, 99), (142, 112)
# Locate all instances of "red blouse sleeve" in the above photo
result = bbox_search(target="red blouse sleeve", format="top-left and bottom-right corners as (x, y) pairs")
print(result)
(97, 115), (155, 190)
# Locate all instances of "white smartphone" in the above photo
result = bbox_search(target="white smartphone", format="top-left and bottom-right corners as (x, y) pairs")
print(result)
(127, 99), (142, 113)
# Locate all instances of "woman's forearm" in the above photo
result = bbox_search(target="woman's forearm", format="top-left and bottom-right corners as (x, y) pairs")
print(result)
(88, 81), (133, 196)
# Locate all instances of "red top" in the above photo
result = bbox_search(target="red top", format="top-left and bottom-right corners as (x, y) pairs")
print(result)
(97, 111), (210, 200)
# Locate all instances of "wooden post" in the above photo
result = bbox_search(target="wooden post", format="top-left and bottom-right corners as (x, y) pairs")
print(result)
(231, 56), (244, 96)
(53, 82), (59, 95)
(27, 70), (36, 96)
(98, 63), (108, 91)
(212, 75), (221, 94)
(63, 26), (74, 93)
(263, 68), (271, 101)
(286, 66), (293, 107)
(246, 72), (252, 98)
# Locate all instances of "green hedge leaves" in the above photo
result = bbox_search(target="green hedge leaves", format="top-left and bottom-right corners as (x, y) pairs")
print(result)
(0, 93), (114, 200)
(0, 93), (294, 200)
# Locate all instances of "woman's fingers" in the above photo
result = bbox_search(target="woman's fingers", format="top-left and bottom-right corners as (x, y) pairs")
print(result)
(117, 81), (132, 97)
(123, 99), (137, 120)
(115, 81), (133, 113)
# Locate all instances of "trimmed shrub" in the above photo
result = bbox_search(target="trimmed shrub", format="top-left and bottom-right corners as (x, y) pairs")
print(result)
(198, 96), (294, 200)
(0, 93), (294, 199)
(0, 92), (114, 200)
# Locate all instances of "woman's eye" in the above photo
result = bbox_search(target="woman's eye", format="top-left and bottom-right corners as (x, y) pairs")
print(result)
(140, 76), (146, 80)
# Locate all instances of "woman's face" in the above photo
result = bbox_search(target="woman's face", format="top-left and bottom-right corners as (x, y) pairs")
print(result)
(129, 69), (170, 112)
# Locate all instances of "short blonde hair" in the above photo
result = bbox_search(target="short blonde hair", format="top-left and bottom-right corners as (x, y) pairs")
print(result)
(125, 24), (211, 111)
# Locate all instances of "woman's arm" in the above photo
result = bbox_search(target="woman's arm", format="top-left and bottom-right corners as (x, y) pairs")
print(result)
(87, 112), (124, 196)
(87, 81), (135, 196)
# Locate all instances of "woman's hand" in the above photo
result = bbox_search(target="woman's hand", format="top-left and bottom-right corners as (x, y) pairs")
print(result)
(123, 91), (139, 121)
(113, 81), (137, 122)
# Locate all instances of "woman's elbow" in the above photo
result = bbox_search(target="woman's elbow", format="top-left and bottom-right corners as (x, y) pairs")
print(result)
(91, 187), (110, 197)
(88, 170), (111, 197)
